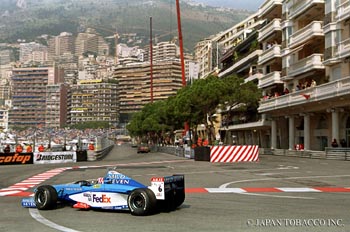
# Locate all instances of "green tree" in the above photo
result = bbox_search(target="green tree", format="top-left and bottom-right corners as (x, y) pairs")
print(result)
(127, 74), (261, 145)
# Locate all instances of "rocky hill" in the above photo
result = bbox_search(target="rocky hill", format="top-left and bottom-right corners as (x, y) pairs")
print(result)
(0, 0), (253, 52)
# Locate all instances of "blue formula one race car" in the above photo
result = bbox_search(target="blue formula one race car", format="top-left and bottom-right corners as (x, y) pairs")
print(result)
(22, 168), (185, 216)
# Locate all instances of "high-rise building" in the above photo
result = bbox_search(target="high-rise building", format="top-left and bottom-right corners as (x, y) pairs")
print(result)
(70, 80), (118, 126)
(195, 13), (261, 79)
(114, 61), (183, 122)
(75, 28), (109, 57)
(48, 32), (75, 61)
(144, 41), (179, 62)
(9, 66), (64, 128)
(46, 83), (71, 128)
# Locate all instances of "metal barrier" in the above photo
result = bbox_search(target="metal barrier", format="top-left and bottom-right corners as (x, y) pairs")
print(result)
(87, 137), (115, 161)
(325, 147), (350, 161)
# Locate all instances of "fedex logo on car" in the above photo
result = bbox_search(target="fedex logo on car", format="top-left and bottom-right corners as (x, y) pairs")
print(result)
(92, 194), (111, 203)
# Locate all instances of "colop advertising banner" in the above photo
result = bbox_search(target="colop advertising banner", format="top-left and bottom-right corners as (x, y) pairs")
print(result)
(34, 151), (77, 164)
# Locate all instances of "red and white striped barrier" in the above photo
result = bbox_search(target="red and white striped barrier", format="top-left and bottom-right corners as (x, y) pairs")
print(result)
(210, 145), (259, 162)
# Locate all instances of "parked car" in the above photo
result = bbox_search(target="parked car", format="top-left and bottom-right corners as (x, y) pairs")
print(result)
(137, 144), (150, 153)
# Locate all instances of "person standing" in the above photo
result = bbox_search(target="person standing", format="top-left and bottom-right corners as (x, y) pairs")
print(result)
(26, 144), (33, 153)
(15, 144), (23, 153)
(38, 144), (45, 152)
(331, 138), (339, 148)
(3, 144), (11, 153)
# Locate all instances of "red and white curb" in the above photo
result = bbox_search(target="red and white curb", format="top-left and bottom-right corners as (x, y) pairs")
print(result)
(0, 168), (68, 197)
(185, 187), (350, 193)
(0, 160), (190, 197)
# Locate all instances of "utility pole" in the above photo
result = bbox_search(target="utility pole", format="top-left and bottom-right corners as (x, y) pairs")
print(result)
(176, 0), (190, 139)
(150, 16), (154, 103)
(176, 0), (186, 87)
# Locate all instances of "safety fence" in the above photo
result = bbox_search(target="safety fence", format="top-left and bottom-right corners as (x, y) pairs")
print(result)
(263, 148), (350, 161)
(0, 137), (115, 165)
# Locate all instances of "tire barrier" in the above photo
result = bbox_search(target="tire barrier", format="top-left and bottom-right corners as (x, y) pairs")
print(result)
(210, 145), (259, 162)
(76, 150), (88, 162)
(194, 146), (210, 161)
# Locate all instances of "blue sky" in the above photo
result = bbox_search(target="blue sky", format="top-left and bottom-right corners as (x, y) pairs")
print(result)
(193, 0), (266, 11)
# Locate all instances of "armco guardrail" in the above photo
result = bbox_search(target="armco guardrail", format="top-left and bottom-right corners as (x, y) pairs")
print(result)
(266, 148), (350, 160)
(157, 146), (185, 157)
(87, 137), (115, 161)
(325, 147), (350, 161)
(88, 144), (114, 161)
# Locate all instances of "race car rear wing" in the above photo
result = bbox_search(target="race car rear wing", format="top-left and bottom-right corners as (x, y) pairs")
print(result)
(149, 175), (184, 200)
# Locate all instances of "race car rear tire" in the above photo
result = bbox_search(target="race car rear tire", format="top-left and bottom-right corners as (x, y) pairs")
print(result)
(34, 185), (58, 210)
(127, 188), (157, 216)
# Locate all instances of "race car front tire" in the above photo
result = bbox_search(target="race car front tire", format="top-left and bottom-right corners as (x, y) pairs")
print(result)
(127, 188), (157, 216)
(34, 185), (58, 210)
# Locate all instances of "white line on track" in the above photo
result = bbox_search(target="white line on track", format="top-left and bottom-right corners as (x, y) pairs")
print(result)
(219, 174), (350, 200)
(219, 174), (350, 188)
(255, 172), (299, 176)
(237, 192), (315, 199)
(29, 208), (81, 232)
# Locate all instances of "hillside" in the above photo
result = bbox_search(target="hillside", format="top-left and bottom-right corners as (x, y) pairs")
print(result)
(0, 0), (253, 52)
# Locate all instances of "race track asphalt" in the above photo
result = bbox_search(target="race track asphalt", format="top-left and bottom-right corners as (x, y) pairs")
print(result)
(1, 144), (349, 232)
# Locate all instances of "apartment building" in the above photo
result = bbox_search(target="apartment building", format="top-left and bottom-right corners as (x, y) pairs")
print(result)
(70, 80), (118, 126)
(0, 109), (9, 131)
(117, 43), (144, 64)
(48, 32), (75, 61)
(216, 0), (350, 151)
(9, 66), (64, 128)
(114, 61), (183, 122)
(143, 41), (179, 62)
(19, 42), (48, 64)
(0, 49), (14, 65)
(46, 83), (70, 128)
(216, 13), (265, 146)
(75, 28), (109, 57)
(195, 13), (262, 80)
(194, 37), (219, 79)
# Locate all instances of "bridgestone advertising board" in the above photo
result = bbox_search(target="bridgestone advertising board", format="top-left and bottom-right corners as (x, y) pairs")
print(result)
(34, 151), (77, 164)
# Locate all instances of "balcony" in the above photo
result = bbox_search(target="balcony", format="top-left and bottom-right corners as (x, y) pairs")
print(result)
(289, 21), (324, 48)
(258, 76), (350, 113)
(336, 0), (350, 21)
(258, 71), (282, 89)
(222, 119), (271, 131)
(288, 0), (324, 20)
(258, 45), (281, 65)
(245, 72), (263, 83)
(335, 38), (350, 59)
(258, 19), (282, 42)
(287, 54), (324, 78)
(259, 0), (283, 18)
(219, 50), (263, 78)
